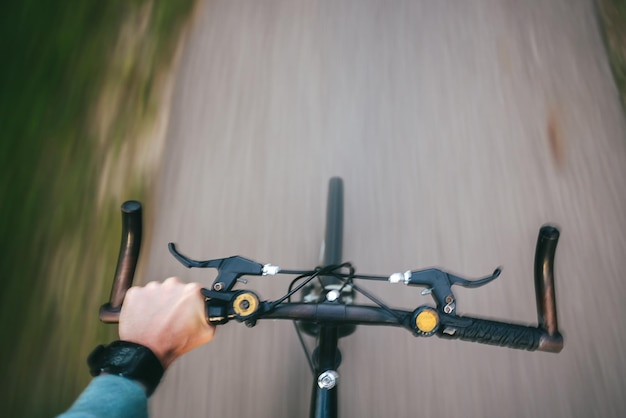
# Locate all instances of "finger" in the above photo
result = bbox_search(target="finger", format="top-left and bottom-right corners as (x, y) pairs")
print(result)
(144, 280), (161, 289)
(163, 276), (182, 286)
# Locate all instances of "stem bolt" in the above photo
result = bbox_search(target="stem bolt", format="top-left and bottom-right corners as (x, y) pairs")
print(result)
(318, 370), (339, 389)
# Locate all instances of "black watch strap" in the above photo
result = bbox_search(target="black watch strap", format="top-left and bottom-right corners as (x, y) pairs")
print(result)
(88, 340), (164, 396)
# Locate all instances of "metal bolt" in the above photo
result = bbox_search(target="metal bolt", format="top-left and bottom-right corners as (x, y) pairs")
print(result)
(240, 300), (250, 309)
(326, 290), (340, 302)
(445, 295), (454, 304)
(317, 370), (339, 389)
(213, 282), (224, 291)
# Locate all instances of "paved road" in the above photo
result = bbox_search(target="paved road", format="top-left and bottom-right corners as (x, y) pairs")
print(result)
(144, 1), (626, 417)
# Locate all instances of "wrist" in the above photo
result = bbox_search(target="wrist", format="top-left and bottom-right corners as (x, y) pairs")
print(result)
(88, 340), (165, 396)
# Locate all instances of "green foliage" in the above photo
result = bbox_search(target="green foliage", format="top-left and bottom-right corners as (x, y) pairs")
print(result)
(0, 0), (195, 415)
(597, 0), (626, 109)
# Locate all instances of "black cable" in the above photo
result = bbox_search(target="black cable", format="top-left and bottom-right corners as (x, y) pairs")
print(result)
(275, 266), (388, 281)
(350, 282), (407, 323)
(293, 321), (314, 374)
(278, 269), (313, 275)
(270, 264), (402, 321)
(287, 273), (316, 303)
(351, 273), (388, 281)
(272, 270), (323, 307)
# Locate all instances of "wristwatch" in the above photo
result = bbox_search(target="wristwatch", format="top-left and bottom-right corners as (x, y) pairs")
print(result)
(87, 340), (164, 396)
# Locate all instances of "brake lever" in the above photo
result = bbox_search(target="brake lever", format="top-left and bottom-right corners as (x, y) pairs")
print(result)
(168, 243), (265, 291)
(389, 267), (501, 314)
(168, 243), (223, 268)
(447, 268), (502, 288)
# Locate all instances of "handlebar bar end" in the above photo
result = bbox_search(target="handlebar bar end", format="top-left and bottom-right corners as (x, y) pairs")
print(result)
(534, 224), (561, 341)
(537, 332), (563, 353)
(99, 303), (121, 324)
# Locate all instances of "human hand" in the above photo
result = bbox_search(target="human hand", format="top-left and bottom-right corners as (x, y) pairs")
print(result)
(119, 277), (215, 369)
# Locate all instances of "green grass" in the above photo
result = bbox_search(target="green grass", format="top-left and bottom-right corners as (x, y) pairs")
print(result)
(0, 0), (196, 416)
(597, 0), (626, 109)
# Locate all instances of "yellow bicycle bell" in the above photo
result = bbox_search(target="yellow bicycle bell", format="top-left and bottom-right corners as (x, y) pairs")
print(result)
(413, 307), (439, 336)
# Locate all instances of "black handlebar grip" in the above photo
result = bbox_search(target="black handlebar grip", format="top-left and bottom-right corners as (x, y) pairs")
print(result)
(99, 201), (143, 323)
(438, 315), (543, 351)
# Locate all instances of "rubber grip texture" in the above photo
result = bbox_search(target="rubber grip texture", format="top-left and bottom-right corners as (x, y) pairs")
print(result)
(438, 315), (543, 351)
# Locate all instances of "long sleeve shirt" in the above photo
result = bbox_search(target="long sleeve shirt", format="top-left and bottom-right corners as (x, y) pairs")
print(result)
(58, 374), (148, 418)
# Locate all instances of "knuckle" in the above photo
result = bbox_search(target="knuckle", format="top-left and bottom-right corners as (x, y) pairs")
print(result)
(184, 282), (201, 292)
(164, 276), (181, 286)
(124, 286), (139, 298)
(144, 280), (160, 289)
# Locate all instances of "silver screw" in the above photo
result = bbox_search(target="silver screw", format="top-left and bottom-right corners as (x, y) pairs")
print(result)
(213, 282), (224, 291)
(444, 302), (455, 314)
(326, 290), (340, 302)
(318, 370), (339, 389)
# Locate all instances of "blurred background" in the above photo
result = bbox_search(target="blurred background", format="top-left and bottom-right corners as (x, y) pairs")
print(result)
(2, 1), (626, 417)
(0, 1), (195, 415)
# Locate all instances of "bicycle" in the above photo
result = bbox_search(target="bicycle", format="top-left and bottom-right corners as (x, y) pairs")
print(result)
(99, 177), (563, 418)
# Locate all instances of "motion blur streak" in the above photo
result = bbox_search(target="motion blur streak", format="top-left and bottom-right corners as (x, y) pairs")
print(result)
(145, 1), (626, 417)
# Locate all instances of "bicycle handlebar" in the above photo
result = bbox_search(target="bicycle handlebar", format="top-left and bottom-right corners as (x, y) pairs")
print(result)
(99, 201), (563, 353)
(261, 304), (559, 352)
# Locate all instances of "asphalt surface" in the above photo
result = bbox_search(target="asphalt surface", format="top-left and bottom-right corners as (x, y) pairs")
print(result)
(143, 1), (626, 417)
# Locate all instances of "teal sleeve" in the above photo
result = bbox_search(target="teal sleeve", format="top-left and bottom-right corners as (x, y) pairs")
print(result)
(57, 374), (148, 418)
